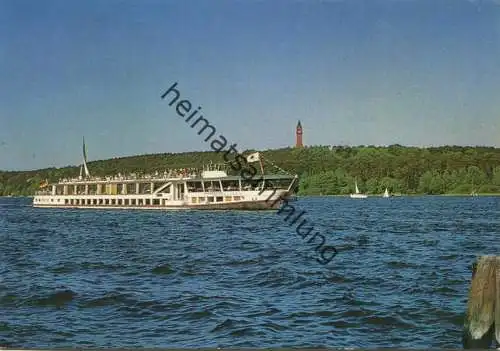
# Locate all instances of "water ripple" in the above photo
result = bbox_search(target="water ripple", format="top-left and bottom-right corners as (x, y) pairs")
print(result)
(0, 196), (499, 348)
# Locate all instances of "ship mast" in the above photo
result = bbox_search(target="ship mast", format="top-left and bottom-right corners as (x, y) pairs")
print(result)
(82, 136), (90, 178)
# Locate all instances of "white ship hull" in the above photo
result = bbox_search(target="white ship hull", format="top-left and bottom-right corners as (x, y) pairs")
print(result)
(33, 189), (290, 211)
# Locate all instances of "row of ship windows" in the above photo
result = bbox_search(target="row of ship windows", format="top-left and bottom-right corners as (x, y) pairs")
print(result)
(36, 196), (245, 206)
(65, 198), (162, 206)
(192, 196), (242, 203)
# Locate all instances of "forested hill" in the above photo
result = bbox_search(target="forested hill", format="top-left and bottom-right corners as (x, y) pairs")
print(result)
(1, 145), (500, 196)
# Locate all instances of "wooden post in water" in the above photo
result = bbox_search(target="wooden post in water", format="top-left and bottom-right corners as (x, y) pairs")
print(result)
(463, 255), (500, 349)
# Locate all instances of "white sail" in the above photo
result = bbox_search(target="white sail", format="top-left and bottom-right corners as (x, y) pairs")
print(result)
(350, 180), (367, 198)
(383, 188), (389, 198)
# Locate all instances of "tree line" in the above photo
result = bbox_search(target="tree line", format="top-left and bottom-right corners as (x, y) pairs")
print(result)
(1, 145), (499, 196)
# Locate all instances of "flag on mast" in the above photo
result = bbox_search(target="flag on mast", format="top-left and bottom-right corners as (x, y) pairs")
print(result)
(246, 152), (260, 163)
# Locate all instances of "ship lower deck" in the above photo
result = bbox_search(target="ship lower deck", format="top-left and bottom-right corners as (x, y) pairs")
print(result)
(32, 188), (290, 211)
(32, 199), (282, 211)
(32, 198), (284, 211)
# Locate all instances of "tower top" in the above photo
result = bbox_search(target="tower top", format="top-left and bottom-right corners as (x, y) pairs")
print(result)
(297, 120), (302, 129)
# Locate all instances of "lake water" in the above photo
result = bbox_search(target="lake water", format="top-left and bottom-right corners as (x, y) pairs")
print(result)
(0, 196), (499, 348)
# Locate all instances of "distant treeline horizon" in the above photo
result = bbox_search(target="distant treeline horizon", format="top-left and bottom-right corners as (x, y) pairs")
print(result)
(1, 144), (500, 196)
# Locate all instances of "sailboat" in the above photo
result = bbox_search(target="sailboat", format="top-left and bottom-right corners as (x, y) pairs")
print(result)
(350, 180), (367, 198)
(470, 180), (478, 197)
(383, 187), (390, 198)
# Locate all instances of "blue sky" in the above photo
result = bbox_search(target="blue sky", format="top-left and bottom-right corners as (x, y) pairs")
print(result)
(1, 0), (499, 170)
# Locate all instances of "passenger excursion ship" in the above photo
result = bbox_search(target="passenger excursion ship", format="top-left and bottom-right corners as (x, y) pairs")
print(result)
(33, 140), (298, 211)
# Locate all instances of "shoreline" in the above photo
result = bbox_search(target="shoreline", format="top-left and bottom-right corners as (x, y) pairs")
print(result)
(297, 193), (500, 197)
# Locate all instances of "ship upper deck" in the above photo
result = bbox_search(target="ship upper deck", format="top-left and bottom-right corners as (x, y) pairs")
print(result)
(53, 171), (296, 185)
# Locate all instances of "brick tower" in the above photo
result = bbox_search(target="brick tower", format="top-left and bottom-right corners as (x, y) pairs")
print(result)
(296, 120), (303, 148)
